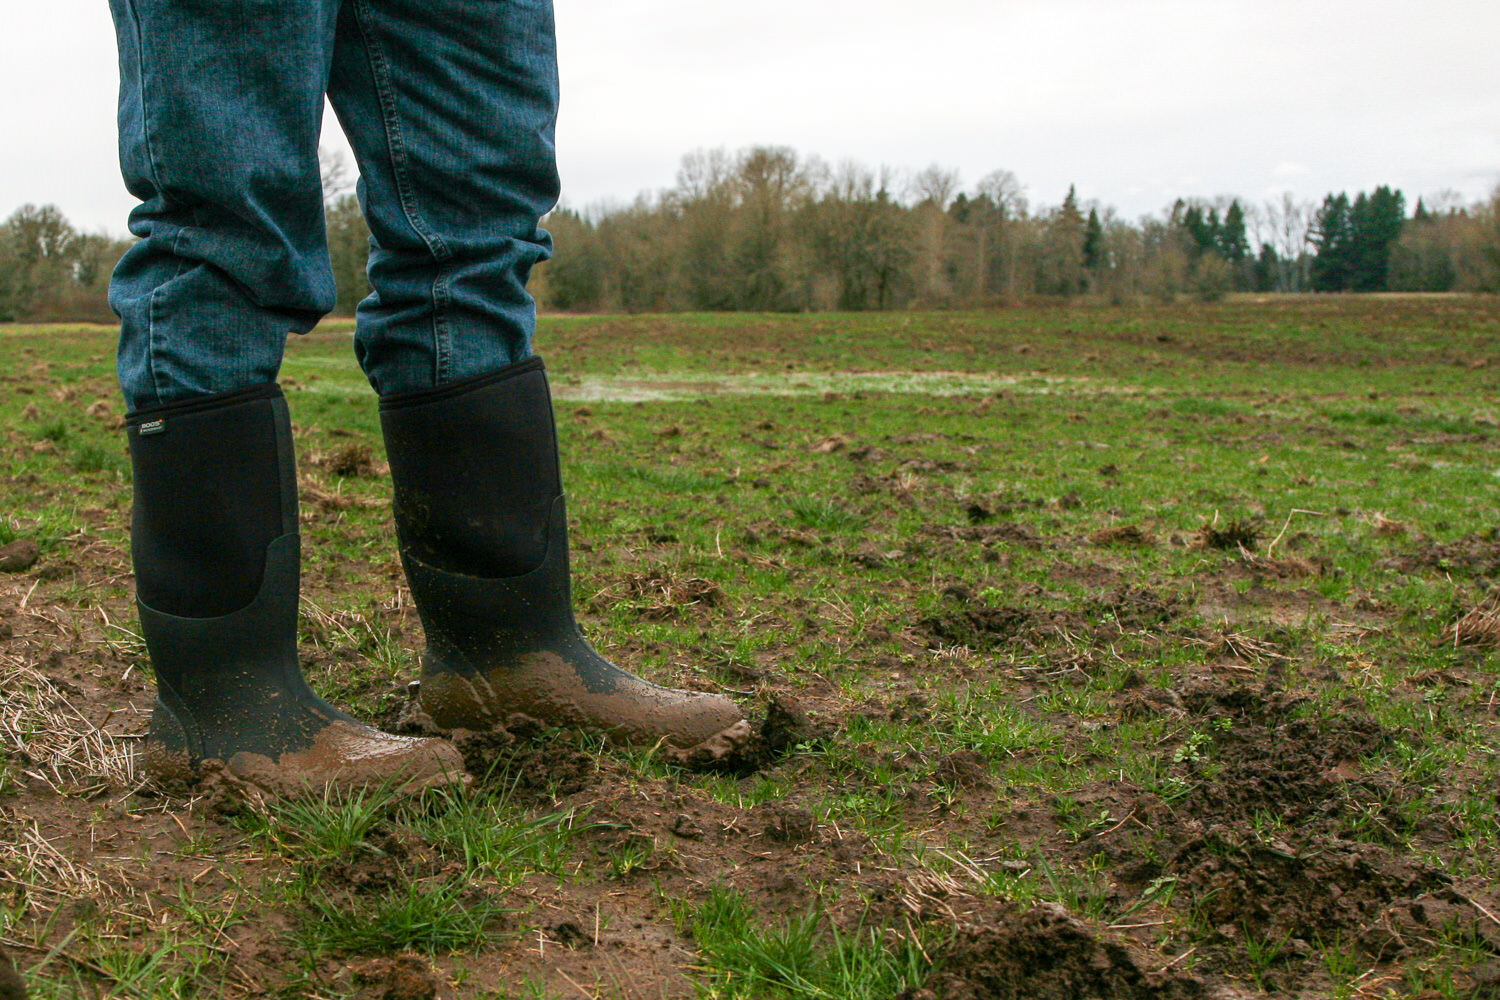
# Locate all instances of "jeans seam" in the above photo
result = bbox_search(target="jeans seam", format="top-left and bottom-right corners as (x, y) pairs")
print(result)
(124, 0), (174, 406)
(349, 0), (454, 385)
(121, 0), (168, 202)
(433, 269), (451, 382)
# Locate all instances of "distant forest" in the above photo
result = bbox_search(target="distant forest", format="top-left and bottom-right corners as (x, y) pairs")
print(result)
(3, 146), (1497, 323)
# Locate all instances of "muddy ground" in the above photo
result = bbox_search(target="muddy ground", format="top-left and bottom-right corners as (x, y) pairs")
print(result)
(3, 303), (1500, 998)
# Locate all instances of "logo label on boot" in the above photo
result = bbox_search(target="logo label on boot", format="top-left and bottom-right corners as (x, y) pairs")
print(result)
(139, 419), (166, 436)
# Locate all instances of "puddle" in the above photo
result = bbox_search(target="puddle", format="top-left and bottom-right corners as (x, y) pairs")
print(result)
(551, 369), (1140, 403)
(280, 365), (1146, 403)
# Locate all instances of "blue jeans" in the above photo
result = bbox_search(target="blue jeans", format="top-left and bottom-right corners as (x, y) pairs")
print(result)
(108, 0), (559, 411)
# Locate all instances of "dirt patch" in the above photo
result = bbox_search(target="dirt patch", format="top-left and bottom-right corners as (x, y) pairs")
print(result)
(1198, 519), (1259, 551)
(1167, 834), (1445, 955)
(615, 571), (729, 619)
(349, 953), (439, 999)
(1091, 685), (1495, 984)
(0, 539), (40, 573)
(908, 902), (1206, 1000)
(924, 522), (1043, 548)
(449, 722), (601, 800)
(0, 946), (24, 1000)
(933, 749), (993, 790)
(921, 602), (1032, 650)
(1089, 524), (1154, 547)
(317, 442), (384, 478)
(1381, 530), (1500, 577)
(1086, 586), (1182, 629)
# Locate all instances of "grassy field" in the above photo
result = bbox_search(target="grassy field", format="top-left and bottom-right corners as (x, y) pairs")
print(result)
(1, 296), (1498, 998)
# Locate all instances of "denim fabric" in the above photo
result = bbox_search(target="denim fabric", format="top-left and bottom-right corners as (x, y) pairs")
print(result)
(109, 0), (559, 410)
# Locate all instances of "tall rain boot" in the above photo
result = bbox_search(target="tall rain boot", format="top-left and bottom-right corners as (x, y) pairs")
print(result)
(379, 357), (750, 750)
(128, 384), (463, 794)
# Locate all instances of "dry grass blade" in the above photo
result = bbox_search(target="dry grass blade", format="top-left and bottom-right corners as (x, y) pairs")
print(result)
(1451, 593), (1500, 648)
(1185, 628), (1288, 663)
(0, 655), (138, 793)
(0, 817), (110, 899)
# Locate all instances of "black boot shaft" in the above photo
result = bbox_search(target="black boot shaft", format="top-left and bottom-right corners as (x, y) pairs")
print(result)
(127, 384), (296, 618)
(380, 356), (560, 579)
(381, 357), (748, 747)
(128, 385), (350, 763)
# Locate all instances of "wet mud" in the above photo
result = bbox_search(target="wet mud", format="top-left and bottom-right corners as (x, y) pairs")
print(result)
(905, 902), (1207, 1000)
(7, 307), (1500, 998)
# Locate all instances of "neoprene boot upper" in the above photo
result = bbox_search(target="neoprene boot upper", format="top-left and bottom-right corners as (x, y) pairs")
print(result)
(127, 384), (462, 793)
(380, 357), (749, 748)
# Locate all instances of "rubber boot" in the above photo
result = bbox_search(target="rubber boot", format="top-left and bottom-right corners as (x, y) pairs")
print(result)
(380, 357), (750, 749)
(128, 384), (463, 794)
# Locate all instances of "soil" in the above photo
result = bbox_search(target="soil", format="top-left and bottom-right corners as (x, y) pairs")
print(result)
(6, 308), (1500, 998)
(905, 902), (1208, 1000)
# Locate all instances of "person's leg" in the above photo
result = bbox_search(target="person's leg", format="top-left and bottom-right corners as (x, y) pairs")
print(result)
(109, 0), (339, 410)
(331, 0), (748, 748)
(126, 385), (461, 791)
(327, 0), (560, 395)
(379, 360), (750, 749)
(108, 0), (462, 791)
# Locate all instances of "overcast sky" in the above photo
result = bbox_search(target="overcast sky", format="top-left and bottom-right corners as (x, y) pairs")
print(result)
(3, 0), (1496, 235)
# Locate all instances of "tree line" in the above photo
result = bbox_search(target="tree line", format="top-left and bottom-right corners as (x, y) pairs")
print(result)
(0, 204), (132, 323)
(3, 148), (1497, 322)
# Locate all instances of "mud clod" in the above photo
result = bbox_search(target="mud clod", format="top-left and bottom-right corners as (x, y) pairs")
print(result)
(322, 443), (382, 478)
(667, 696), (830, 774)
(921, 602), (1031, 650)
(1086, 586), (1181, 629)
(549, 919), (592, 948)
(0, 945), (25, 1000)
(760, 696), (832, 756)
(451, 724), (597, 799)
(0, 539), (40, 573)
(914, 902), (1205, 1000)
(1199, 519), (1259, 550)
(351, 954), (438, 1000)
(933, 748), (992, 790)
(669, 813), (703, 840)
(763, 805), (816, 843)
(1382, 530), (1500, 577)
(619, 572), (728, 618)
(1088, 524), (1153, 547)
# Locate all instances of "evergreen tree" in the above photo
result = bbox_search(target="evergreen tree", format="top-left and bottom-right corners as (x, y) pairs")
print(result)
(1037, 185), (1087, 296)
(1082, 207), (1106, 273)
(1310, 193), (1354, 291)
(1181, 205), (1208, 256)
(1219, 201), (1249, 262)
(1348, 186), (1405, 291)
(1253, 244), (1279, 292)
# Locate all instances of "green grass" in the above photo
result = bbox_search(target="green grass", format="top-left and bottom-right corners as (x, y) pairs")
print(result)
(4, 299), (1500, 998)
(675, 887), (936, 1000)
(298, 878), (517, 955)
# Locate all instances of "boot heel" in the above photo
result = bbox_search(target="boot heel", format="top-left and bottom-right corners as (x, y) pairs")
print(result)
(143, 697), (194, 780)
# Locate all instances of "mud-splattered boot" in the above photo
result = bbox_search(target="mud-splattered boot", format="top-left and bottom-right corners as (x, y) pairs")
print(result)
(380, 357), (750, 750)
(127, 385), (463, 795)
